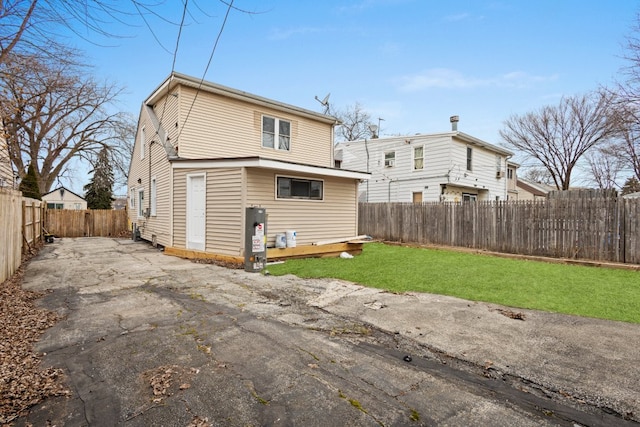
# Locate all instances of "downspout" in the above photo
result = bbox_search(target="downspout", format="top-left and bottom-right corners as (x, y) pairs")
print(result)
(505, 154), (512, 201)
(364, 138), (369, 202)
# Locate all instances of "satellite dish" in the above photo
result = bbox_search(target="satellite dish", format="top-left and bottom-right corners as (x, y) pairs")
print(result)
(314, 93), (331, 113)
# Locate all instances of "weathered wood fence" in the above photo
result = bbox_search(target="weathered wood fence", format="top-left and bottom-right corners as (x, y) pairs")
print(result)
(359, 190), (640, 265)
(0, 189), (45, 283)
(45, 209), (129, 237)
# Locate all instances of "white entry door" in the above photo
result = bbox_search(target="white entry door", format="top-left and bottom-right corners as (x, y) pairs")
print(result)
(187, 173), (206, 251)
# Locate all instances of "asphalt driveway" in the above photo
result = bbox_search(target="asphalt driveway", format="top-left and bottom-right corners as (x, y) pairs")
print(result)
(15, 238), (640, 426)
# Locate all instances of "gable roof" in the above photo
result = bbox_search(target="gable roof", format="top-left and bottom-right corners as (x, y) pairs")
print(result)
(337, 131), (513, 157)
(146, 72), (339, 125)
(42, 186), (86, 201)
(516, 178), (554, 197)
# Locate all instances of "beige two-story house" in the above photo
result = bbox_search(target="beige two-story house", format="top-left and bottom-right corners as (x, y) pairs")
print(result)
(127, 72), (369, 263)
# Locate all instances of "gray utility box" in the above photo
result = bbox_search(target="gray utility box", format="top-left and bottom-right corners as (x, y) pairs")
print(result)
(244, 207), (267, 272)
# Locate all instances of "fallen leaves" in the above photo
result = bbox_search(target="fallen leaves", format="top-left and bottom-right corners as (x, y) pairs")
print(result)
(493, 308), (526, 321)
(0, 256), (70, 424)
(142, 365), (199, 404)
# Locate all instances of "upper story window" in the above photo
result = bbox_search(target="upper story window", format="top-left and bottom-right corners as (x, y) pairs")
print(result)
(507, 168), (514, 179)
(466, 147), (473, 171)
(140, 126), (146, 160)
(384, 151), (395, 168)
(262, 116), (291, 151)
(413, 146), (424, 170)
(276, 176), (323, 200)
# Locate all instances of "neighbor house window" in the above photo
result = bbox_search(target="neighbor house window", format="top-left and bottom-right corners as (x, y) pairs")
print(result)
(413, 146), (424, 170)
(150, 177), (157, 216)
(384, 151), (395, 168)
(507, 168), (514, 179)
(276, 176), (323, 200)
(262, 116), (291, 151)
(47, 203), (63, 209)
(137, 188), (144, 218)
(466, 147), (473, 171)
(462, 193), (477, 202)
(129, 188), (135, 209)
(74, 203), (82, 210)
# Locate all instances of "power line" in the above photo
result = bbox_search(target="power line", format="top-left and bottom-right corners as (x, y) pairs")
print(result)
(156, 0), (190, 133)
(177, 0), (235, 142)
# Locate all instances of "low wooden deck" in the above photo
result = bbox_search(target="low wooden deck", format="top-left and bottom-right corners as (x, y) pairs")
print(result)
(164, 242), (363, 265)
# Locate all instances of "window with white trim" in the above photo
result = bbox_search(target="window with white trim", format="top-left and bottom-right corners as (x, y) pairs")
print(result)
(466, 146), (473, 171)
(129, 188), (135, 209)
(262, 116), (291, 150)
(276, 176), (323, 200)
(413, 146), (424, 170)
(137, 188), (144, 217)
(150, 177), (157, 216)
(384, 151), (395, 168)
(140, 126), (146, 160)
(462, 193), (477, 202)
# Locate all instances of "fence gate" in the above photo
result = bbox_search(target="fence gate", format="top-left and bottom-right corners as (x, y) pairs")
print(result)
(45, 209), (128, 237)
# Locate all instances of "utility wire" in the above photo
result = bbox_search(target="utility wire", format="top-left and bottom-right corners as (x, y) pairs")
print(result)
(177, 0), (234, 142)
(156, 0), (190, 134)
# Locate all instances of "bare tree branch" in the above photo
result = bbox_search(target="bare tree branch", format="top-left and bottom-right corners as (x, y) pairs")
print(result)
(500, 90), (618, 190)
(0, 52), (134, 194)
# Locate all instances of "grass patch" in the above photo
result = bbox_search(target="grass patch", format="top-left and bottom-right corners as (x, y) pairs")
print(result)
(267, 243), (640, 323)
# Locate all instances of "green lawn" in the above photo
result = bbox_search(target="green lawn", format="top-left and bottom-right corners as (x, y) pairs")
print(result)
(267, 243), (640, 324)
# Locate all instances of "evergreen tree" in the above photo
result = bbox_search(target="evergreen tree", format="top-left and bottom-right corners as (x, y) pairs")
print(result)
(621, 176), (640, 195)
(19, 163), (41, 199)
(84, 148), (114, 209)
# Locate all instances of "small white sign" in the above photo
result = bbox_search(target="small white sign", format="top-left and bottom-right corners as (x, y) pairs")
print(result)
(252, 236), (264, 252)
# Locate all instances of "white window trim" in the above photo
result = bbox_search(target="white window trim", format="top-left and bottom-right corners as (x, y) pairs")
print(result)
(150, 176), (157, 217)
(137, 188), (145, 218)
(140, 126), (146, 160)
(466, 146), (473, 171)
(384, 151), (395, 168)
(129, 188), (135, 209)
(262, 115), (291, 151)
(412, 145), (424, 171)
(275, 175), (324, 201)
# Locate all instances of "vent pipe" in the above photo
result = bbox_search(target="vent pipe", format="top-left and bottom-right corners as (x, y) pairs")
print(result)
(450, 115), (459, 131)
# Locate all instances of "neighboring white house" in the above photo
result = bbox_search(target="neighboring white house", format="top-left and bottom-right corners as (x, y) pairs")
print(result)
(42, 186), (88, 210)
(336, 117), (515, 203)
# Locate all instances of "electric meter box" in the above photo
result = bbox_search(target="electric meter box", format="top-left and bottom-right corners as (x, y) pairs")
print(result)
(244, 207), (267, 272)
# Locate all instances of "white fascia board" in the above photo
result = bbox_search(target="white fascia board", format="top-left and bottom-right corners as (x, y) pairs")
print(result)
(172, 158), (370, 180)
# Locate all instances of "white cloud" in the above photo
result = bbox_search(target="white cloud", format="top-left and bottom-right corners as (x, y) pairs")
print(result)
(396, 68), (558, 91)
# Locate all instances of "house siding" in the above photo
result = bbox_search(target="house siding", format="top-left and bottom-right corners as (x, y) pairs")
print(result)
(172, 167), (243, 256)
(42, 188), (87, 210)
(245, 168), (358, 247)
(174, 86), (332, 167)
(0, 138), (13, 188)
(339, 133), (510, 202)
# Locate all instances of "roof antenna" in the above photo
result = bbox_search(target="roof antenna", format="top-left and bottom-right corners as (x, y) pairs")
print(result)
(314, 93), (331, 114)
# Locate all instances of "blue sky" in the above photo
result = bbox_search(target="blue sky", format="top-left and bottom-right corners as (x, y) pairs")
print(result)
(66, 0), (639, 192)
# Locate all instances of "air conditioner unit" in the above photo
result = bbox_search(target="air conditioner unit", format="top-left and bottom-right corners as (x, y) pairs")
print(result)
(496, 170), (504, 178)
(386, 160), (395, 168)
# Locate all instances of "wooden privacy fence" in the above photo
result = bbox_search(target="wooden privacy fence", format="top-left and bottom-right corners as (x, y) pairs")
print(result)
(45, 209), (129, 237)
(0, 190), (45, 283)
(359, 190), (640, 265)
